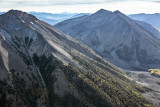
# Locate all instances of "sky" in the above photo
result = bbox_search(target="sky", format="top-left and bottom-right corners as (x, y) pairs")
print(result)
(0, 0), (160, 14)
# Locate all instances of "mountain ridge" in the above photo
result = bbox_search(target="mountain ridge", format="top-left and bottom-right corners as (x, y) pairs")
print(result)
(55, 9), (160, 71)
(0, 10), (153, 106)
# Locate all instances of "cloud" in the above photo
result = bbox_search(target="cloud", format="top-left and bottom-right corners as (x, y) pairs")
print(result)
(154, 0), (160, 3)
(0, 0), (114, 6)
(1, 0), (160, 7)
(0, 0), (135, 6)
(0, 0), (160, 14)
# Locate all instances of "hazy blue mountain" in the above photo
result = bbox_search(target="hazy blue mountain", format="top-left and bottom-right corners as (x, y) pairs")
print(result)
(0, 12), (5, 15)
(29, 12), (76, 25)
(135, 20), (160, 37)
(129, 13), (160, 29)
(1, 11), (77, 25)
(29, 12), (90, 25)
(70, 13), (91, 19)
(0, 11), (90, 25)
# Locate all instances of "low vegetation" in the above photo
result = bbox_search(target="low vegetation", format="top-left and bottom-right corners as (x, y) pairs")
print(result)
(149, 69), (160, 77)
(32, 53), (152, 106)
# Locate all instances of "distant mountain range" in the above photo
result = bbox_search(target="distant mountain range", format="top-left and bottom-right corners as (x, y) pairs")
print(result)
(29, 12), (77, 25)
(0, 12), (5, 15)
(55, 9), (160, 71)
(129, 13), (160, 29)
(1, 11), (160, 29)
(28, 12), (91, 25)
(0, 11), (90, 25)
(135, 20), (160, 37)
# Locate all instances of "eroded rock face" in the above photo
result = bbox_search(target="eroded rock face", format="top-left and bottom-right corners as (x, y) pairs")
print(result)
(0, 10), (152, 107)
(55, 9), (160, 70)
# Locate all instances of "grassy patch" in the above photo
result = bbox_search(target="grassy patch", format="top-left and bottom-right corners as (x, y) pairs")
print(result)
(149, 69), (160, 77)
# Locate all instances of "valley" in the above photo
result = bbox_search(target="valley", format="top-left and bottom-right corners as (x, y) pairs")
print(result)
(124, 70), (160, 107)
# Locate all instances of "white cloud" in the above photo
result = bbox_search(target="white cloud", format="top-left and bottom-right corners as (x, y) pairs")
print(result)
(0, 0), (160, 14)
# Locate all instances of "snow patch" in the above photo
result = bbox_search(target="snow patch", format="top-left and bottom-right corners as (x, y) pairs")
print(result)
(22, 20), (25, 23)
(30, 22), (34, 24)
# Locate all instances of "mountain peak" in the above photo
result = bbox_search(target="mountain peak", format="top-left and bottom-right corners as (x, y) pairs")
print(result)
(113, 10), (131, 22)
(0, 9), (38, 29)
(99, 9), (107, 12)
(6, 9), (27, 16)
(113, 10), (123, 15)
(2, 9), (37, 20)
(95, 9), (112, 15)
(55, 9), (160, 71)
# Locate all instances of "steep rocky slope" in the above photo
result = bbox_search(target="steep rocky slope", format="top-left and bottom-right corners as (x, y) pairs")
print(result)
(0, 10), (152, 107)
(55, 9), (160, 71)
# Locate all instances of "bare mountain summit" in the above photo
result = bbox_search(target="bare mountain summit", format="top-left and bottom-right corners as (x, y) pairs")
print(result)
(55, 9), (160, 71)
